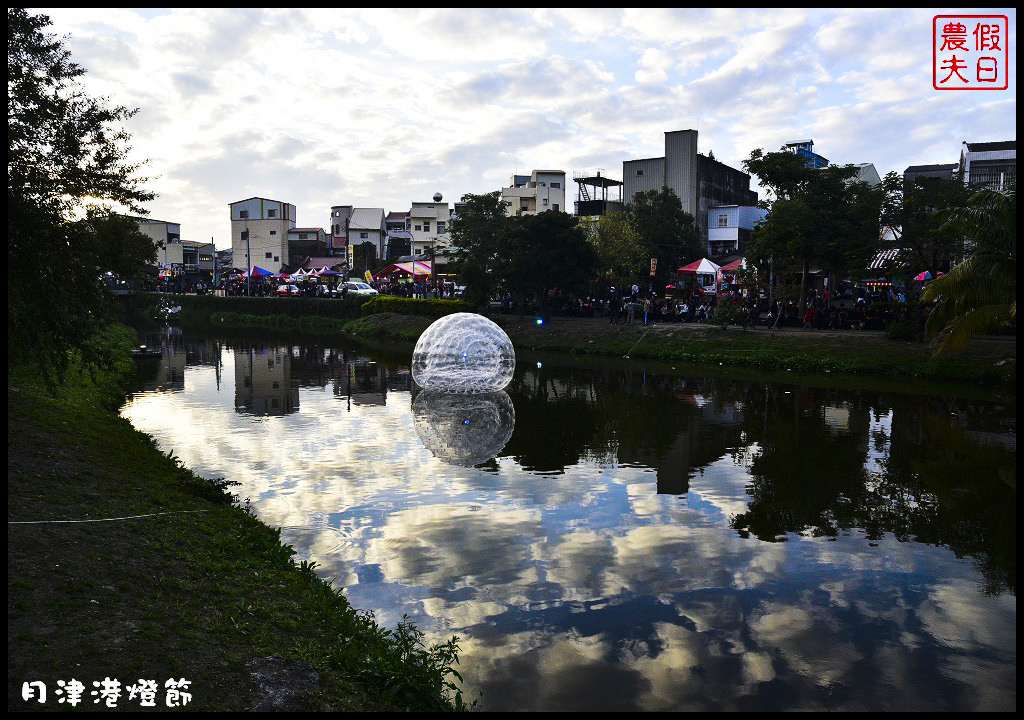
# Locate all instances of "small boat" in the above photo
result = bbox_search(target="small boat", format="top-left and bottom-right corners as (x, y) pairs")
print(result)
(131, 344), (162, 359)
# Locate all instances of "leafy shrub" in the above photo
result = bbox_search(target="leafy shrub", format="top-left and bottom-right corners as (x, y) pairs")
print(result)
(360, 296), (474, 318)
(708, 304), (747, 328)
(886, 319), (922, 342)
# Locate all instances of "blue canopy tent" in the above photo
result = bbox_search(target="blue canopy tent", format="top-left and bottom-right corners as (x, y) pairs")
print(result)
(247, 265), (273, 277)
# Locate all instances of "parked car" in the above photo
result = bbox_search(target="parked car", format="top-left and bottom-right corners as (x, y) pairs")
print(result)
(342, 282), (379, 296)
(276, 284), (301, 297)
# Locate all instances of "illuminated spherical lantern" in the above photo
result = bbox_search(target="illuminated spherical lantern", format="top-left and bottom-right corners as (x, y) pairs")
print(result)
(412, 313), (515, 392)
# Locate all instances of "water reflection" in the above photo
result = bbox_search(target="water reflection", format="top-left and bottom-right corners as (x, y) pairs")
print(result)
(412, 390), (515, 466)
(123, 330), (1016, 711)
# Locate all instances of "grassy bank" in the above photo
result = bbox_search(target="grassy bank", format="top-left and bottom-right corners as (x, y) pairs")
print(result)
(497, 316), (1016, 387)
(149, 293), (1015, 388)
(8, 325), (465, 712)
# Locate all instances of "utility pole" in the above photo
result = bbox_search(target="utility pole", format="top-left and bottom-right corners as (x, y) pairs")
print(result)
(245, 227), (251, 296)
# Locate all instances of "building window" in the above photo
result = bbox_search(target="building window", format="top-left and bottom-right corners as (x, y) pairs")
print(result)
(414, 225), (422, 231)
(265, 252), (272, 259)
(360, 232), (368, 238)
(423, 222), (430, 232)
(719, 214), (729, 227)
(437, 221), (446, 234)
(273, 256), (279, 262)
(268, 209), (277, 218)
(520, 200), (529, 210)
(299, 233), (308, 240)
(239, 210), (249, 219)
(551, 182), (561, 188)
(636, 169), (644, 176)
(270, 230), (276, 236)
(553, 204), (559, 212)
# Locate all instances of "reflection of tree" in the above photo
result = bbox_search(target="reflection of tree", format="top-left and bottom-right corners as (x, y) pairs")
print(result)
(732, 385), (871, 540)
(733, 386), (1016, 594)
(870, 398), (1016, 594)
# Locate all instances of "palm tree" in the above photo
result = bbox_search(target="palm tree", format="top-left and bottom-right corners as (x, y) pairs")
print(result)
(921, 187), (1015, 355)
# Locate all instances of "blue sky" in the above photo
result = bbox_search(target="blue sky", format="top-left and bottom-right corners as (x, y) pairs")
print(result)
(36, 8), (1017, 249)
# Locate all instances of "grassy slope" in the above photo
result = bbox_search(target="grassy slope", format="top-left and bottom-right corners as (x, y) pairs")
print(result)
(7, 327), (462, 712)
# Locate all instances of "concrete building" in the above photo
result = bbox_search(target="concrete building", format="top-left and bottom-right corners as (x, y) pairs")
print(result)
(127, 216), (214, 282)
(229, 197), (297, 274)
(852, 163), (882, 187)
(904, 163), (959, 183)
(622, 129), (758, 254)
(501, 170), (566, 215)
(409, 200), (450, 259)
(959, 140), (1016, 192)
(385, 211), (412, 260)
(286, 228), (329, 268)
(573, 170), (624, 218)
(328, 206), (353, 255)
(707, 204), (769, 258)
(348, 208), (386, 260)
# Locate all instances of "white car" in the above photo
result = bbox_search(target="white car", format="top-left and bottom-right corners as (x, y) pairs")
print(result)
(342, 282), (379, 296)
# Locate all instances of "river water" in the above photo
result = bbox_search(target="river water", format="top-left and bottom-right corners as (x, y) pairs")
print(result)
(121, 328), (1016, 711)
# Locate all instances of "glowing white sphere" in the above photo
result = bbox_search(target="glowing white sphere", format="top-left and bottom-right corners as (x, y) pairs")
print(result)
(412, 313), (515, 392)
(413, 390), (515, 466)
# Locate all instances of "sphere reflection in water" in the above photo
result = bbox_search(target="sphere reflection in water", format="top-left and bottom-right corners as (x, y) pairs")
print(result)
(411, 313), (515, 392)
(412, 390), (515, 466)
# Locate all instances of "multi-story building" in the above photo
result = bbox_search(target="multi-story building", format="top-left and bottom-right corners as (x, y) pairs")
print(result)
(959, 140), (1016, 192)
(126, 216), (214, 282)
(904, 163), (958, 183)
(328, 205), (353, 255)
(385, 211), (412, 260)
(348, 208), (386, 260)
(501, 170), (566, 215)
(409, 200), (450, 259)
(229, 197), (296, 274)
(707, 204), (769, 258)
(286, 228), (329, 268)
(623, 129), (758, 254)
(784, 139), (829, 169)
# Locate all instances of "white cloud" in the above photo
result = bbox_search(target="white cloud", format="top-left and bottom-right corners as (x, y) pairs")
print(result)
(34, 7), (1015, 251)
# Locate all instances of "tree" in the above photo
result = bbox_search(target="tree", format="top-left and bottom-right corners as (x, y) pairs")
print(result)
(498, 211), (598, 309)
(590, 211), (648, 285)
(623, 187), (701, 285)
(921, 187), (1016, 355)
(8, 8), (156, 385)
(879, 171), (972, 280)
(447, 191), (512, 304)
(744, 148), (882, 315)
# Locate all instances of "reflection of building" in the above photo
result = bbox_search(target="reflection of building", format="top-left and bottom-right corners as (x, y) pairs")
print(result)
(234, 346), (299, 416)
(138, 347), (185, 393)
(335, 361), (387, 406)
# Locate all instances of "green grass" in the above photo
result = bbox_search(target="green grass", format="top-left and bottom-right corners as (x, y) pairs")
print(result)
(8, 326), (466, 712)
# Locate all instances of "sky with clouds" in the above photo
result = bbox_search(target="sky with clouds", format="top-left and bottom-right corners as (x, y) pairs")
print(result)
(35, 7), (1017, 249)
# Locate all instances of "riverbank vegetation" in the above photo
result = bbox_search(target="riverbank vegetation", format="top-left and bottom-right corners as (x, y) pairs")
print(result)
(8, 325), (466, 711)
(156, 293), (1014, 388)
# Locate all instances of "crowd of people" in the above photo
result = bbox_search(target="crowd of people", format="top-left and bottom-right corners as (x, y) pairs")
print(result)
(152, 274), (920, 333)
